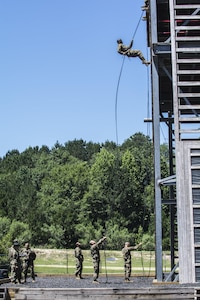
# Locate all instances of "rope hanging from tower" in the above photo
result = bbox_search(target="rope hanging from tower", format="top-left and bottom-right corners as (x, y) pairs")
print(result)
(115, 9), (150, 145)
(114, 7), (153, 277)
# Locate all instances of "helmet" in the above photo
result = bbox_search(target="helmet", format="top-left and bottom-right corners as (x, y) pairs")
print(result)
(89, 240), (96, 245)
(117, 39), (123, 44)
(76, 242), (81, 246)
(13, 240), (20, 246)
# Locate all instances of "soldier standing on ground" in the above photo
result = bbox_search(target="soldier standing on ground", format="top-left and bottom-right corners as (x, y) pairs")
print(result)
(8, 240), (22, 284)
(74, 242), (84, 279)
(90, 236), (106, 283)
(117, 39), (150, 66)
(122, 241), (142, 282)
(21, 242), (36, 283)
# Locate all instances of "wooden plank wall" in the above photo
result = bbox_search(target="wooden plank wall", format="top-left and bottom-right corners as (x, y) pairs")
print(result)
(176, 141), (196, 283)
(9, 287), (196, 300)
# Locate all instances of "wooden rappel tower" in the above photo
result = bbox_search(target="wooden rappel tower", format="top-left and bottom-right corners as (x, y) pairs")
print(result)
(147, 0), (200, 283)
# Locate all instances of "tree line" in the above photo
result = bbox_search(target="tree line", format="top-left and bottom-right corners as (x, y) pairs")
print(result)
(0, 133), (170, 255)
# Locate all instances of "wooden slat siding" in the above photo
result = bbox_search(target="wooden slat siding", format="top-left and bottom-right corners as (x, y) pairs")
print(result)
(0, 279), (10, 285)
(174, 5), (200, 9)
(178, 82), (200, 86)
(11, 287), (195, 300)
(195, 288), (200, 299)
(177, 70), (200, 74)
(176, 143), (195, 283)
(0, 288), (9, 300)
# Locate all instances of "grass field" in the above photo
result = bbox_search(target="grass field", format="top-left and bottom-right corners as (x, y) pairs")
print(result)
(34, 249), (172, 276)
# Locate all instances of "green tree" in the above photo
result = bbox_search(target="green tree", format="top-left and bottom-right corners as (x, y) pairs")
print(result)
(79, 149), (118, 231)
(64, 139), (101, 161)
(2, 220), (32, 250)
(0, 133), (164, 249)
(39, 157), (89, 247)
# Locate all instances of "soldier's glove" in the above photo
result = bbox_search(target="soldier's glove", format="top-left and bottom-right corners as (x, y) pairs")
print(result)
(130, 40), (133, 48)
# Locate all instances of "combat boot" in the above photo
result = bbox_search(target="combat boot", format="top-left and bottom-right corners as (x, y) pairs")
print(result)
(142, 60), (151, 66)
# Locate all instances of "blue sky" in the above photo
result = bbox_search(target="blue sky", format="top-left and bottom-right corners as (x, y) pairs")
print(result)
(0, 0), (153, 158)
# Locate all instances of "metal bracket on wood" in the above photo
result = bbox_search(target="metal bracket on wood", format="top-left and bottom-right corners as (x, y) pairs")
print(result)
(164, 261), (179, 282)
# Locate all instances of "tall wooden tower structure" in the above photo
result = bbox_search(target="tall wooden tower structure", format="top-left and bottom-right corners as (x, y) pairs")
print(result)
(148, 0), (200, 283)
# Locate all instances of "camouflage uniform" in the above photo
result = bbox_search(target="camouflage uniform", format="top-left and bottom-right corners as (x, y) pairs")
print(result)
(122, 242), (138, 282)
(90, 237), (106, 283)
(8, 240), (22, 284)
(21, 243), (36, 282)
(117, 39), (150, 66)
(74, 242), (84, 279)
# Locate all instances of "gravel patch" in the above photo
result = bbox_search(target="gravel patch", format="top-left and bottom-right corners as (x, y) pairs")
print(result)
(1, 276), (152, 289)
(1, 275), (198, 289)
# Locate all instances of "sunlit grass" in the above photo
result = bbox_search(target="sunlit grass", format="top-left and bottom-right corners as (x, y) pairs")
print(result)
(33, 249), (172, 276)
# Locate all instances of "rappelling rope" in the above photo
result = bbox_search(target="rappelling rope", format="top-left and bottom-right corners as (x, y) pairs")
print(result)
(115, 56), (126, 145)
(114, 8), (154, 277)
(139, 59), (154, 276)
(131, 10), (145, 41)
(115, 10), (144, 145)
(101, 230), (108, 283)
(139, 57), (154, 276)
(103, 245), (108, 283)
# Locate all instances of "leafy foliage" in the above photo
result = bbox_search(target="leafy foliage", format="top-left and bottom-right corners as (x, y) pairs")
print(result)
(0, 134), (170, 250)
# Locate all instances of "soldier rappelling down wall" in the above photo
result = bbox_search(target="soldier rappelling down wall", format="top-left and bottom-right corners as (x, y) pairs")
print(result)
(117, 39), (150, 66)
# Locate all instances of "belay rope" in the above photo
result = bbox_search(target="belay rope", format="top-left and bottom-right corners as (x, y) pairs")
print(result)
(101, 231), (108, 283)
(115, 9), (154, 277)
(131, 10), (145, 41)
(103, 244), (108, 283)
(115, 10), (144, 145)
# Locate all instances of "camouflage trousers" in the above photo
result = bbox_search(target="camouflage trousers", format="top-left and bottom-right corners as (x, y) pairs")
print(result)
(124, 262), (131, 280)
(23, 260), (35, 281)
(75, 259), (83, 277)
(92, 260), (100, 280)
(10, 261), (22, 283)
